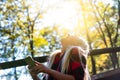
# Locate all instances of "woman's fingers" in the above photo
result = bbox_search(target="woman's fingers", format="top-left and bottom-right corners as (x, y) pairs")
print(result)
(28, 61), (47, 73)
(34, 66), (40, 71)
(35, 61), (41, 65)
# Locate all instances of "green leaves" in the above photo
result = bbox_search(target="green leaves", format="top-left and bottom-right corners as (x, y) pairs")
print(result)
(33, 36), (48, 47)
(8, 0), (14, 3)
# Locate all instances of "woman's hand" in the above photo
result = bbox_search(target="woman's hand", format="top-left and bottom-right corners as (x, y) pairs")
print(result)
(28, 61), (75, 80)
(28, 61), (49, 75)
(28, 62), (42, 80)
(28, 64), (38, 77)
(34, 61), (49, 73)
(27, 61), (48, 80)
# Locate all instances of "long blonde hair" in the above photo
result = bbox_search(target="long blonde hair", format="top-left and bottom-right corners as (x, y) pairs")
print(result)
(47, 50), (61, 68)
(46, 50), (61, 80)
(47, 35), (91, 80)
(61, 46), (91, 80)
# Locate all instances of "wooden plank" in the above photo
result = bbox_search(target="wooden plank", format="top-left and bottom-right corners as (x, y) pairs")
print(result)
(0, 56), (48, 69)
(90, 47), (120, 75)
(90, 47), (120, 55)
(91, 68), (120, 80)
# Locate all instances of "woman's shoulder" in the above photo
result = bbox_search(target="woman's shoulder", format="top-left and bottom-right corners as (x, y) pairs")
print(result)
(50, 49), (62, 57)
(49, 49), (62, 62)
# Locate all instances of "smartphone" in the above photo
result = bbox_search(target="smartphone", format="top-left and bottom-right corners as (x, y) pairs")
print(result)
(24, 56), (36, 67)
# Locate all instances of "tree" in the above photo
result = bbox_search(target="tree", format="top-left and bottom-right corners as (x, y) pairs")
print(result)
(90, 0), (119, 69)
(0, 0), (61, 79)
(0, 0), (25, 79)
(75, 0), (119, 74)
(38, 26), (61, 55)
(0, 0), (44, 79)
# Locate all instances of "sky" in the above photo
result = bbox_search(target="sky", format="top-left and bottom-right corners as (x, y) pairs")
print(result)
(28, 0), (82, 30)
(29, 0), (114, 31)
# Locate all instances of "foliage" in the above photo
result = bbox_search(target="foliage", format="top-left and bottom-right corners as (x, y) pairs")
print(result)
(38, 26), (61, 54)
(0, 0), (46, 79)
(76, 0), (120, 74)
(0, 0), (120, 79)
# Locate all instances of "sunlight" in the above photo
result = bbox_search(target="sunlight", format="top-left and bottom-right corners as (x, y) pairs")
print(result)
(32, 0), (82, 31)
(43, 0), (81, 30)
(26, 0), (115, 36)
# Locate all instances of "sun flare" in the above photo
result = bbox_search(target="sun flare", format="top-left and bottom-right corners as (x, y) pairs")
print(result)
(31, 0), (82, 31)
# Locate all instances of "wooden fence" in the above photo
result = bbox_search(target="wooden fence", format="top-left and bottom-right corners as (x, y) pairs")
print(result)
(0, 47), (120, 80)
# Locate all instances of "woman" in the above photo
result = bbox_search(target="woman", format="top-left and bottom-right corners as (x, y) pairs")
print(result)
(28, 35), (91, 80)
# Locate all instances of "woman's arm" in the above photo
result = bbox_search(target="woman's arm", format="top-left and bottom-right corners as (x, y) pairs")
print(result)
(34, 61), (75, 80)
(30, 74), (40, 80)
(46, 68), (75, 80)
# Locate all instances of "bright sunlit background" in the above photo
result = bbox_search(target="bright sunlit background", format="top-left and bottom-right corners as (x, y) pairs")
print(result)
(28, 0), (114, 34)
(0, 0), (115, 80)
(32, 0), (82, 31)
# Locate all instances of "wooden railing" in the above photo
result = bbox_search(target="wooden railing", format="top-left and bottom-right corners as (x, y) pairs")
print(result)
(0, 56), (48, 69)
(90, 47), (120, 80)
(0, 47), (120, 80)
(90, 47), (120, 75)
